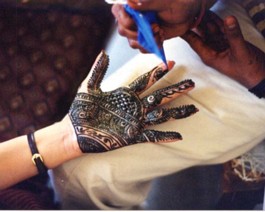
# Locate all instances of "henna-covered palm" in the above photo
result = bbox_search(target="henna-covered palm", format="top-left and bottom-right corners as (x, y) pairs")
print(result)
(69, 51), (198, 153)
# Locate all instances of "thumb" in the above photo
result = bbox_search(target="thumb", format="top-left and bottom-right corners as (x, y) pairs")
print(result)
(224, 16), (249, 59)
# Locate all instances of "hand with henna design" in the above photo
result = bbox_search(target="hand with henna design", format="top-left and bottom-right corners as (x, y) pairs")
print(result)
(0, 50), (197, 189)
(69, 50), (198, 153)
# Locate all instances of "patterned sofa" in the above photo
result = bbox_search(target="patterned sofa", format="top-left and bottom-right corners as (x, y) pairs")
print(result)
(0, 0), (114, 209)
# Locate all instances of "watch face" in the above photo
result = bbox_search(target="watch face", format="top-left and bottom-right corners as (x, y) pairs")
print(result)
(105, 0), (127, 4)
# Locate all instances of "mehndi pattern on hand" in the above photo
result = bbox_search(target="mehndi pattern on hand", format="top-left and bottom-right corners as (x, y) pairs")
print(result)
(69, 50), (198, 153)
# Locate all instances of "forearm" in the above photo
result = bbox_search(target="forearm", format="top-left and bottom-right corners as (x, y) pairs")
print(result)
(0, 116), (82, 190)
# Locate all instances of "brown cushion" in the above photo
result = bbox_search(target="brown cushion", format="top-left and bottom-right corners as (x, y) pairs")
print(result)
(0, 3), (114, 142)
(0, 3), (114, 209)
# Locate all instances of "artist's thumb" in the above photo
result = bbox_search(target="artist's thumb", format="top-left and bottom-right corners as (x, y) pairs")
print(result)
(224, 16), (249, 59)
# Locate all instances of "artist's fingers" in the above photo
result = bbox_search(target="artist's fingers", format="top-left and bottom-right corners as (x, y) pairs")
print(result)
(152, 23), (165, 49)
(127, 38), (149, 52)
(86, 50), (109, 90)
(144, 105), (198, 125)
(127, 24), (163, 52)
(135, 129), (182, 143)
(112, 4), (139, 45)
(196, 11), (229, 52)
(128, 61), (175, 95)
(196, 11), (225, 36)
(112, 4), (137, 31)
(182, 30), (218, 62)
(223, 16), (249, 59)
(142, 79), (195, 111)
(118, 26), (138, 41)
(208, 11), (225, 34)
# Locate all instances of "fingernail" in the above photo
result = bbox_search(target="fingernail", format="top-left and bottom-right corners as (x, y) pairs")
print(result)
(159, 30), (165, 42)
(152, 24), (160, 34)
(137, 0), (142, 6)
(225, 16), (236, 30)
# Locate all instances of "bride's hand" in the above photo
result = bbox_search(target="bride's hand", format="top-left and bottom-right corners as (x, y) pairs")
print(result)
(69, 51), (198, 153)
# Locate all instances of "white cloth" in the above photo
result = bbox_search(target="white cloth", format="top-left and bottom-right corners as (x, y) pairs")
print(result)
(51, 0), (265, 209)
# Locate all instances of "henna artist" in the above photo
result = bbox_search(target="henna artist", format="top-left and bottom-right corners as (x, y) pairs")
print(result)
(115, 0), (265, 96)
(48, 0), (265, 210)
(0, 51), (197, 190)
(112, 0), (217, 52)
(112, 0), (265, 96)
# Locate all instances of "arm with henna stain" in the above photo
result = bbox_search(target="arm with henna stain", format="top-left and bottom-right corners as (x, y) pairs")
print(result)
(0, 50), (198, 190)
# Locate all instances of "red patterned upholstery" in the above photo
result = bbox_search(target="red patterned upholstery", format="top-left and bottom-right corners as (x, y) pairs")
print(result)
(0, 2), (114, 209)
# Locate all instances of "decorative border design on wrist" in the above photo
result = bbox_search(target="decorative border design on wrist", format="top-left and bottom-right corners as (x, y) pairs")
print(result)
(27, 133), (48, 175)
(248, 78), (265, 98)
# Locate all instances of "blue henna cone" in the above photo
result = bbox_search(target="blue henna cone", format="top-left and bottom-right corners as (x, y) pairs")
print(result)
(124, 5), (167, 68)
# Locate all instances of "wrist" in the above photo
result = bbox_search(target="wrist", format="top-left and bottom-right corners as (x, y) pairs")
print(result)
(249, 78), (265, 98)
(60, 115), (82, 158)
(34, 116), (82, 169)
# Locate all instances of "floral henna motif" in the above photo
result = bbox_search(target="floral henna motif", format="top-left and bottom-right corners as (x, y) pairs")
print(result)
(69, 50), (198, 153)
(145, 105), (198, 125)
(69, 93), (130, 152)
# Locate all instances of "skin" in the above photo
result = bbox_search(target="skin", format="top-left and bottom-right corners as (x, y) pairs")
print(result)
(0, 116), (81, 190)
(0, 51), (198, 189)
(112, 1), (265, 92)
(182, 12), (265, 90)
(111, 0), (217, 51)
(69, 51), (198, 152)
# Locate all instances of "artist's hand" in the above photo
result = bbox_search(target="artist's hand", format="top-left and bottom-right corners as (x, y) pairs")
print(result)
(111, 0), (213, 51)
(182, 11), (265, 89)
(68, 51), (198, 153)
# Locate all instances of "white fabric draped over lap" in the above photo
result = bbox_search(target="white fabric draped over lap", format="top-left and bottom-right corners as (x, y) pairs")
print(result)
(51, 0), (265, 209)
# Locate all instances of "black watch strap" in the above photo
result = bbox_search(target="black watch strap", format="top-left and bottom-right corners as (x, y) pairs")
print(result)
(27, 133), (48, 175)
